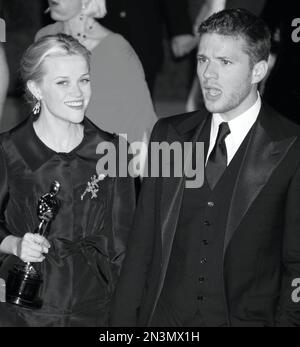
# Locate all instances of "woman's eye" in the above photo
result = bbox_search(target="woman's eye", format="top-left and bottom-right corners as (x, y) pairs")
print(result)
(80, 78), (90, 84)
(57, 81), (68, 86)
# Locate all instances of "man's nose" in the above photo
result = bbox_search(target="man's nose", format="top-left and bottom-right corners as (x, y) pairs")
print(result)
(203, 61), (218, 79)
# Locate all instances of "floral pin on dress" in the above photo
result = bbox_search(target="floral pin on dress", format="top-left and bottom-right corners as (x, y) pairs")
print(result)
(81, 174), (106, 201)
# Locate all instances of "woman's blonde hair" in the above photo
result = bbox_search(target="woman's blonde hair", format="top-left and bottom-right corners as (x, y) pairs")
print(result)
(84, 0), (107, 19)
(20, 33), (91, 106)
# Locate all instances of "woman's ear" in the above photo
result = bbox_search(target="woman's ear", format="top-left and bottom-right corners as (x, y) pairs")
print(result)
(27, 80), (42, 101)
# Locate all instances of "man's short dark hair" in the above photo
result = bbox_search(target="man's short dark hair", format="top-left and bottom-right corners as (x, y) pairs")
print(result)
(198, 8), (271, 67)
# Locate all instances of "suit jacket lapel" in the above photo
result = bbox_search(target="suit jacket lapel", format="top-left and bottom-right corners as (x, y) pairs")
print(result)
(149, 112), (209, 322)
(223, 110), (297, 256)
(160, 116), (208, 273)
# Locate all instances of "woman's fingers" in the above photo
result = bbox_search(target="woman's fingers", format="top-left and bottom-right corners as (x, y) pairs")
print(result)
(18, 233), (51, 262)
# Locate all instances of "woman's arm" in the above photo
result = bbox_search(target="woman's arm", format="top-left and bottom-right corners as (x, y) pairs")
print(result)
(0, 143), (50, 262)
(194, 0), (227, 32)
(0, 233), (50, 263)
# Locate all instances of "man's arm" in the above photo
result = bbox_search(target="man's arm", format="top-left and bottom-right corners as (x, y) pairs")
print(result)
(276, 161), (300, 326)
(110, 120), (166, 326)
(161, 0), (197, 57)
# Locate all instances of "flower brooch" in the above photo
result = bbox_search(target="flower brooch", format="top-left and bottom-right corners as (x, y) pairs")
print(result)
(81, 173), (106, 201)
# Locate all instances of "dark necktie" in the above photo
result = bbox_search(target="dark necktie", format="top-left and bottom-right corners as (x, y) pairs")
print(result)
(206, 122), (231, 190)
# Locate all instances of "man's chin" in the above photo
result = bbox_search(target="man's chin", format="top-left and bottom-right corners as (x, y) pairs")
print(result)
(203, 100), (222, 114)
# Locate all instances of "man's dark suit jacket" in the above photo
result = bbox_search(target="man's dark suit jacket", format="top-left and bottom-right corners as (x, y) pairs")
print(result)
(111, 103), (300, 327)
(98, 0), (192, 91)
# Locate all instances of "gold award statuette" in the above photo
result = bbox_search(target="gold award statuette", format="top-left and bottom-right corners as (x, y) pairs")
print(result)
(6, 181), (61, 309)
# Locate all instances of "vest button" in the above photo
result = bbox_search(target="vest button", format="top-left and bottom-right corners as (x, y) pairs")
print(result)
(197, 295), (206, 301)
(198, 277), (205, 283)
(120, 11), (127, 18)
(207, 201), (215, 207)
(202, 240), (209, 246)
(200, 257), (207, 264)
(204, 220), (210, 226)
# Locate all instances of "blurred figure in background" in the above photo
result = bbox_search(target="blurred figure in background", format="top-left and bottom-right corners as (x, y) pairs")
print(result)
(0, 2), (9, 124)
(0, 43), (8, 124)
(37, 0), (157, 176)
(262, 1), (300, 125)
(0, 0), (49, 133)
(99, 0), (196, 94)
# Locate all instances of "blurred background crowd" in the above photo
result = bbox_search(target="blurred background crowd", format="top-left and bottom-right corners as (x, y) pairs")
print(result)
(0, 0), (299, 133)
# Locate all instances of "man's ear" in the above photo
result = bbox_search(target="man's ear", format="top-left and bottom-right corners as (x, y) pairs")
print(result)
(27, 80), (42, 101)
(251, 60), (268, 84)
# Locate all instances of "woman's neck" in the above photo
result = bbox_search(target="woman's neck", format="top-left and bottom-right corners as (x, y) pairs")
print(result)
(33, 114), (84, 153)
(62, 14), (110, 51)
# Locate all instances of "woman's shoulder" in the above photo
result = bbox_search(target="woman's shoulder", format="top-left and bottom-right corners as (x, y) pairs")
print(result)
(0, 118), (28, 155)
(85, 117), (117, 142)
(35, 23), (63, 41)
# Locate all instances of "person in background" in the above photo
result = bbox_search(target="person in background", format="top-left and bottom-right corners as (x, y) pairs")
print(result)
(261, 0), (300, 125)
(36, 0), (157, 177)
(111, 9), (300, 327)
(0, 43), (9, 124)
(99, 0), (196, 94)
(0, 0), (50, 133)
(0, 0), (9, 124)
(0, 33), (136, 326)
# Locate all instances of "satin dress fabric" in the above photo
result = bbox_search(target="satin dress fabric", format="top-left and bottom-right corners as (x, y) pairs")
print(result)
(0, 116), (136, 326)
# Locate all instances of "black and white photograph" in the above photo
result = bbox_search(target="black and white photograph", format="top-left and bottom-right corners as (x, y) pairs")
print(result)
(0, 0), (300, 333)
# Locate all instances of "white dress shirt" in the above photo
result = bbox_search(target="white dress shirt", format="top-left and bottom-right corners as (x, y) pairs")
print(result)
(206, 93), (262, 165)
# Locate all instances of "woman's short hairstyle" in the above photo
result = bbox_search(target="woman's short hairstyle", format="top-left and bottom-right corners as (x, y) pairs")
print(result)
(198, 8), (271, 68)
(85, 0), (107, 18)
(20, 33), (91, 106)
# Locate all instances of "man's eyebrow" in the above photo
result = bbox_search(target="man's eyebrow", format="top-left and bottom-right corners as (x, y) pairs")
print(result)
(216, 55), (232, 60)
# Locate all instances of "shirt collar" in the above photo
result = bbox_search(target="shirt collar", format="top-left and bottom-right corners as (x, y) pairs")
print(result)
(212, 92), (261, 144)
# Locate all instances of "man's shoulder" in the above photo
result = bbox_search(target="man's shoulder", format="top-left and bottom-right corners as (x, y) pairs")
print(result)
(153, 106), (208, 135)
(261, 102), (300, 138)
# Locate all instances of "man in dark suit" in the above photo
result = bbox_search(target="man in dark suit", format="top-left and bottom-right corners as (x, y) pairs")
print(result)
(111, 9), (300, 327)
(98, 0), (194, 93)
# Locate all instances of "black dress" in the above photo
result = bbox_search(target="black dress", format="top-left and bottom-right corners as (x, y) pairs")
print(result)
(0, 116), (136, 326)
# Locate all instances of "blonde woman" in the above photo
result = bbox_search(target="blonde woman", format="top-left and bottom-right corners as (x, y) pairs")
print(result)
(37, 0), (157, 177)
(0, 34), (136, 326)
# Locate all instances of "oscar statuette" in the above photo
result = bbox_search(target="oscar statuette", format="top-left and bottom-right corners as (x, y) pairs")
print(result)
(5, 181), (61, 309)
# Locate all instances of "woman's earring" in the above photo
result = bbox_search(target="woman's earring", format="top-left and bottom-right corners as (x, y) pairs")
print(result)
(33, 100), (41, 115)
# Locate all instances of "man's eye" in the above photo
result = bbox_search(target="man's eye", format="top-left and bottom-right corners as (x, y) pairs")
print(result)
(197, 57), (207, 64)
(80, 78), (90, 84)
(221, 59), (232, 65)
